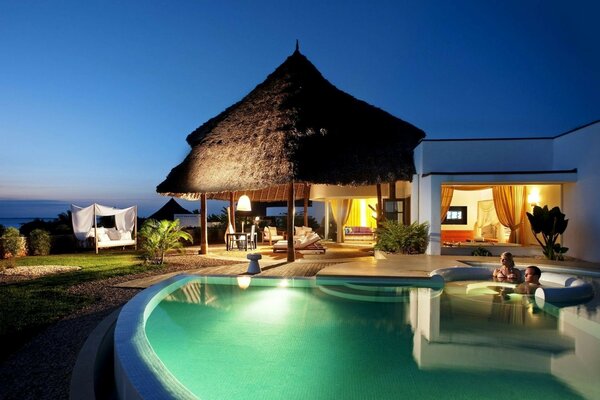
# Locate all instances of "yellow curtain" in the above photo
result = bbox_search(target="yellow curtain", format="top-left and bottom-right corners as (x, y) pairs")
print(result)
(516, 187), (527, 245)
(330, 199), (353, 242)
(366, 199), (378, 229)
(346, 199), (362, 227)
(440, 186), (454, 222)
(345, 199), (378, 229)
(492, 186), (526, 243)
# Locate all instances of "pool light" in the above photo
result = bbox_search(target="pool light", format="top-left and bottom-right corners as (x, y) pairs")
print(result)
(237, 276), (252, 289)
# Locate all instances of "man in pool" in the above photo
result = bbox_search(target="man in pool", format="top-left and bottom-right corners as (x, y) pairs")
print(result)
(493, 252), (522, 282)
(515, 266), (542, 294)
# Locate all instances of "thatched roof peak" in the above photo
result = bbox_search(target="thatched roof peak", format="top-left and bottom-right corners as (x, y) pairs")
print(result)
(185, 47), (332, 147)
(148, 198), (192, 220)
(158, 48), (425, 197)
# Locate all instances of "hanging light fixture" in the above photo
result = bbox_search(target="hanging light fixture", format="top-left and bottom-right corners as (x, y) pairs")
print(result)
(237, 194), (252, 211)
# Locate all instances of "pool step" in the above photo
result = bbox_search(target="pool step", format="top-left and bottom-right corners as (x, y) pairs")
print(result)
(318, 283), (412, 302)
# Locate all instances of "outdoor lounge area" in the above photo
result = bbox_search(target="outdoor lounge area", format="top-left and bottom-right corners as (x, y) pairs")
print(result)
(272, 231), (326, 254)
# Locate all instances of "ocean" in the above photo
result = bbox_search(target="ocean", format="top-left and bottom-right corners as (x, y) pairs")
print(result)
(0, 199), (324, 229)
(0, 199), (222, 229)
(0, 199), (71, 228)
(0, 217), (56, 228)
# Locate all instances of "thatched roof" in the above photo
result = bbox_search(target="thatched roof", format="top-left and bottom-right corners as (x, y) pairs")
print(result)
(157, 47), (425, 198)
(174, 183), (310, 202)
(148, 198), (192, 220)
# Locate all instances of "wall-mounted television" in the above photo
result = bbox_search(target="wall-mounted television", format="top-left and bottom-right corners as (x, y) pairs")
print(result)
(442, 206), (467, 225)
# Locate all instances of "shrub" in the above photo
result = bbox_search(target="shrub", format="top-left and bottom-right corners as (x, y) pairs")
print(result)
(471, 247), (493, 257)
(29, 229), (52, 256)
(139, 219), (193, 264)
(375, 221), (430, 254)
(1, 227), (27, 258)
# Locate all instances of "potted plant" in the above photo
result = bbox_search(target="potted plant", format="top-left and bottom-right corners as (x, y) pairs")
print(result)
(526, 205), (569, 260)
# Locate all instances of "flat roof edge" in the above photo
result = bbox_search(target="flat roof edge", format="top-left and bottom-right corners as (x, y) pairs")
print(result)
(422, 168), (577, 178)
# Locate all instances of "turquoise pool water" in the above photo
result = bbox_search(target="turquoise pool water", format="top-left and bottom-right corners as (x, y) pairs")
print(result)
(143, 276), (600, 399)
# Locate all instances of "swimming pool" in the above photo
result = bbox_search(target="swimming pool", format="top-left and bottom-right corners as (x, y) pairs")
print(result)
(115, 275), (600, 399)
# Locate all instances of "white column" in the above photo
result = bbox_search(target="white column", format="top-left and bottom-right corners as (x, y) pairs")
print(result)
(324, 200), (330, 240)
(420, 175), (442, 255)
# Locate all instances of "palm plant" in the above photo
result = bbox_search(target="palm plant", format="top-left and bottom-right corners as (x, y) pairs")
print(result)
(139, 219), (193, 264)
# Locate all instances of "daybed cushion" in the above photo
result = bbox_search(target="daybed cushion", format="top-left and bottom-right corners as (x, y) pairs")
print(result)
(345, 226), (374, 235)
(97, 239), (136, 248)
(118, 230), (132, 240)
(97, 231), (111, 242)
(107, 228), (120, 240)
(88, 227), (134, 245)
(294, 226), (313, 236)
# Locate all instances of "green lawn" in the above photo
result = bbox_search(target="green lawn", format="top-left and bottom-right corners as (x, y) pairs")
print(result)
(0, 251), (157, 360)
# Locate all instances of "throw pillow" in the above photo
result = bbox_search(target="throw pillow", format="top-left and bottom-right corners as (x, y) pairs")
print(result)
(107, 229), (120, 240)
(119, 231), (132, 241)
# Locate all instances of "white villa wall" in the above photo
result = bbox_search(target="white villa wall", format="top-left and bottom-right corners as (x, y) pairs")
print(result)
(412, 127), (585, 259)
(419, 138), (554, 172)
(552, 122), (600, 262)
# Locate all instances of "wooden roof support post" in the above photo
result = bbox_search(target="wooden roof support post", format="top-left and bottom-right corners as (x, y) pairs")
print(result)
(229, 191), (236, 231)
(324, 200), (330, 240)
(389, 181), (396, 201)
(200, 193), (208, 255)
(287, 182), (296, 262)
(303, 182), (309, 227)
(376, 183), (383, 226)
(94, 205), (98, 254)
(134, 206), (138, 250)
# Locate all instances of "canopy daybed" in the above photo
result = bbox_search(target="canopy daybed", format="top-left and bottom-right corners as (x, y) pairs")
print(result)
(71, 204), (137, 254)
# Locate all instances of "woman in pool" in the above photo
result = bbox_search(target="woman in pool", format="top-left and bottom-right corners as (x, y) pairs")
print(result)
(493, 252), (522, 282)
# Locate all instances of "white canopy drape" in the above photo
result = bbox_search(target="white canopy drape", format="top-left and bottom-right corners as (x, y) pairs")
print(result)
(71, 203), (136, 240)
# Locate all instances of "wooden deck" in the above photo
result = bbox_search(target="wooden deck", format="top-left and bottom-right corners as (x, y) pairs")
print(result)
(116, 242), (600, 289)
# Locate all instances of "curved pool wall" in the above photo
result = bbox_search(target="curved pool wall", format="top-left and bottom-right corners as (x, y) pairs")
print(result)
(114, 275), (199, 400)
(114, 274), (445, 400)
(430, 266), (595, 305)
(534, 272), (595, 307)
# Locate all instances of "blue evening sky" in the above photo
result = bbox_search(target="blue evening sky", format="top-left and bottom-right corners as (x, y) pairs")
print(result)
(0, 0), (598, 218)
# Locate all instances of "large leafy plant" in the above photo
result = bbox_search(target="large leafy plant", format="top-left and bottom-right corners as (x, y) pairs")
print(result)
(526, 205), (568, 260)
(375, 221), (430, 254)
(139, 219), (193, 264)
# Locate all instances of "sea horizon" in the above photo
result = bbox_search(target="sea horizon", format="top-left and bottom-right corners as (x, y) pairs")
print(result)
(0, 217), (57, 229)
(0, 198), (323, 229)
(0, 198), (195, 220)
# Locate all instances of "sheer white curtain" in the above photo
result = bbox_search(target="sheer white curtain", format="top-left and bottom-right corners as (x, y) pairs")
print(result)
(71, 204), (94, 240)
(330, 199), (352, 242)
(71, 203), (136, 240)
